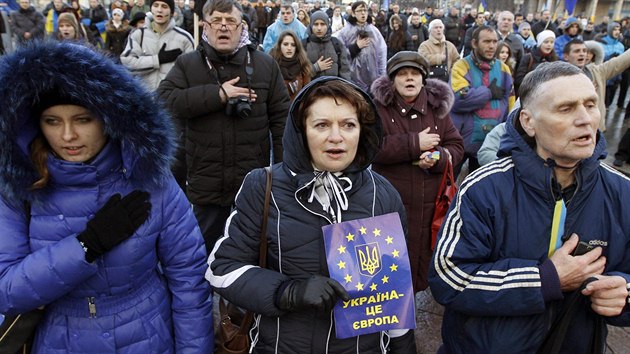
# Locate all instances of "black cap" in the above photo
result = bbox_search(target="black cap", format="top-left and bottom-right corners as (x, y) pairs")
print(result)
(386, 51), (429, 78)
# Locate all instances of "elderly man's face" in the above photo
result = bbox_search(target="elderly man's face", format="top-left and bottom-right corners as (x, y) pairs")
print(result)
(498, 12), (514, 33)
(520, 74), (600, 167)
(204, 7), (243, 54)
(430, 22), (444, 39)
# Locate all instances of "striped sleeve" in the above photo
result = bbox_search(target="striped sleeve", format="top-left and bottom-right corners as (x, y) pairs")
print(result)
(428, 158), (547, 317)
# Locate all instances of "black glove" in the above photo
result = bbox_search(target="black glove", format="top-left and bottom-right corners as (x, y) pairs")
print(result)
(278, 275), (350, 312)
(157, 43), (183, 64)
(488, 78), (505, 100)
(77, 190), (151, 263)
(387, 330), (417, 353)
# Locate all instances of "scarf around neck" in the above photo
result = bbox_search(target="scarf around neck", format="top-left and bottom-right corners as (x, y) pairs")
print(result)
(279, 56), (302, 81)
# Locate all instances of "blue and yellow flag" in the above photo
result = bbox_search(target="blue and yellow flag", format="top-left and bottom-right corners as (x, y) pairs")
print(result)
(322, 213), (415, 339)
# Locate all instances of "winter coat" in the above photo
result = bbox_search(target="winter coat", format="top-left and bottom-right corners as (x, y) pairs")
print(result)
(120, 18), (194, 91)
(442, 13), (462, 48)
(157, 41), (289, 207)
(600, 34), (625, 85)
(386, 16), (414, 59)
(337, 22), (387, 92)
(303, 31), (351, 80)
(207, 77), (406, 353)
(104, 19), (131, 59)
(371, 77), (464, 292)
(10, 6), (45, 44)
(429, 110), (630, 354)
(418, 34), (459, 71)
(497, 31), (525, 68)
(0, 41), (213, 354)
(450, 54), (513, 156)
(407, 23), (428, 51)
(584, 40), (630, 131)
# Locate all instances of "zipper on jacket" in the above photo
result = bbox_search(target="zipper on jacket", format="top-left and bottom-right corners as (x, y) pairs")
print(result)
(87, 297), (97, 318)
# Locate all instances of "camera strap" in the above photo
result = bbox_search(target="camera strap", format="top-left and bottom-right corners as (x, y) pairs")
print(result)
(202, 46), (255, 102)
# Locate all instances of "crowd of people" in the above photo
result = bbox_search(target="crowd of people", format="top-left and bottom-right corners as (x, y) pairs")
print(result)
(1, 0), (630, 353)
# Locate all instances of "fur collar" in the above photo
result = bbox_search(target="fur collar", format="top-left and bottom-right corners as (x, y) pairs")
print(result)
(0, 41), (176, 202)
(370, 76), (454, 119)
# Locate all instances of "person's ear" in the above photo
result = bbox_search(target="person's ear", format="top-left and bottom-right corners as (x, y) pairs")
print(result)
(519, 109), (535, 137)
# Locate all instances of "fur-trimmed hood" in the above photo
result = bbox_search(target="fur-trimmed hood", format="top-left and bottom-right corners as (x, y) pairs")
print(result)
(585, 40), (605, 65)
(370, 76), (454, 119)
(0, 41), (176, 202)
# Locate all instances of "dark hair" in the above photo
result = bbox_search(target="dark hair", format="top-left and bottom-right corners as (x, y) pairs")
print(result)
(203, 0), (243, 19)
(519, 61), (584, 109)
(388, 15), (405, 51)
(472, 25), (495, 42)
(296, 80), (378, 168)
(270, 30), (314, 77)
(563, 38), (585, 55)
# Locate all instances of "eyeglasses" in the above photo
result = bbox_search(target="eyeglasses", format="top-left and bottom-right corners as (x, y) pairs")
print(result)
(205, 18), (241, 30)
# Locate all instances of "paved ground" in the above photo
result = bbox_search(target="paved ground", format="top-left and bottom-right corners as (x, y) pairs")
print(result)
(413, 106), (630, 353)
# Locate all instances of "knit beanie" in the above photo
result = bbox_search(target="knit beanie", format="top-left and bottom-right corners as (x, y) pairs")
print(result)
(536, 29), (555, 46)
(608, 21), (621, 35)
(151, 0), (174, 14)
(57, 12), (80, 32)
(428, 19), (444, 31)
(518, 22), (531, 32)
(310, 10), (329, 28)
(112, 8), (124, 17)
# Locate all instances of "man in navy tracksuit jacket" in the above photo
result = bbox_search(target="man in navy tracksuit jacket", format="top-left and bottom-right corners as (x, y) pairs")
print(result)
(429, 61), (630, 353)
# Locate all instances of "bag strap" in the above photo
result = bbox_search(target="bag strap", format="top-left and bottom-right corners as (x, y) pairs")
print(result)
(536, 277), (605, 354)
(234, 166), (273, 336)
(438, 158), (454, 192)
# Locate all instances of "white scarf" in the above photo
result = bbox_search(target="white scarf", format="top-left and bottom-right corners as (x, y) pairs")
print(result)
(307, 170), (352, 223)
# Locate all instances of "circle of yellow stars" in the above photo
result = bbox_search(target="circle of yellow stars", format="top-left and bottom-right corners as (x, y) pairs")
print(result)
(335, 227), (401, 292)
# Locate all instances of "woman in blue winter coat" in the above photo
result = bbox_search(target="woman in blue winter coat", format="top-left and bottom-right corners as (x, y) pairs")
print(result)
(0, 41), (214, 353)
(206, 77), (416, 353)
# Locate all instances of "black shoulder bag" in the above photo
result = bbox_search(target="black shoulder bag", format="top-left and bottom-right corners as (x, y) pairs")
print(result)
(428, 43), (450, 82)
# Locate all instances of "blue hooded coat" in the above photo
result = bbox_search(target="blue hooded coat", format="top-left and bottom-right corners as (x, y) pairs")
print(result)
(0, 41), (213, 353)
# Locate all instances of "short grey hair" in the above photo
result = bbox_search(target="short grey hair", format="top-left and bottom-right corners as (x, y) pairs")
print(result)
(519, 61), (584, 109)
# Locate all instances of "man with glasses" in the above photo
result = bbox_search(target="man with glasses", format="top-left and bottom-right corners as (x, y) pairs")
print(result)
(337, 0), (386, 92)
(158, 0), (289, 254)
(121, 0), (194, 91)
(261, 4), (307, 52)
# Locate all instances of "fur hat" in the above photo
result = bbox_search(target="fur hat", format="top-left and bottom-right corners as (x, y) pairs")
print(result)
(386, 51), (429, 78)
(536, 29), (555, 46)
(151, 0), (174, 14)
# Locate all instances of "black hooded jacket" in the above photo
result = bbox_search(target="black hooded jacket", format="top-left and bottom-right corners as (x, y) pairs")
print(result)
(207, 77), (407, 353)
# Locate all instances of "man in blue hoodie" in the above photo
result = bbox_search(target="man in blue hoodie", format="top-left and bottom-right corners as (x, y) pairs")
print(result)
(554, 17), (582, 60)
(261, 4), (306, 52)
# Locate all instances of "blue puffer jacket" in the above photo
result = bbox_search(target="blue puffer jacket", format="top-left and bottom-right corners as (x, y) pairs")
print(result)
(0, 41), (214, 353)
(207, 77), (407, 353)
(429, 110), (630, 353)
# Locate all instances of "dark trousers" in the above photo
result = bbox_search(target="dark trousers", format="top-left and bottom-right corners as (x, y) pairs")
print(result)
(606, 84), (620, 107)
(615, 128), (630, 162)
(617, 69), (630, 107)
(193, 204), (232, 255)
(454, 152), (480, 180)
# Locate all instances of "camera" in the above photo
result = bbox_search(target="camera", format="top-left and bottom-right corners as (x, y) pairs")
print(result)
(225, 95), (252, 119)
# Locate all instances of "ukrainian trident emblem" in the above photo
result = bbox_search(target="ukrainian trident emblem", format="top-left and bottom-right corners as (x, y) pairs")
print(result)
(356, 242), (382, 277)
